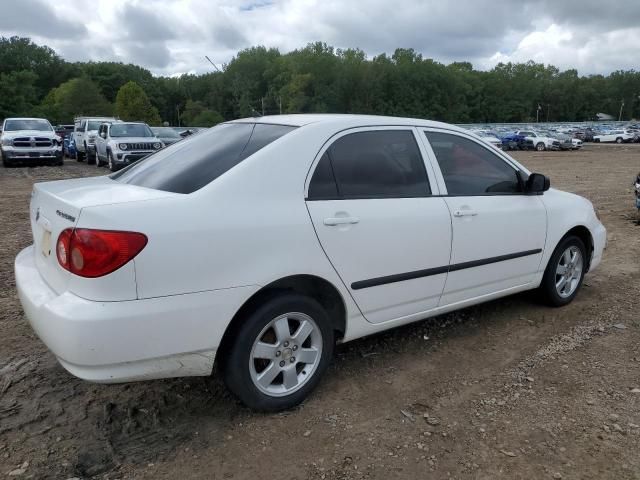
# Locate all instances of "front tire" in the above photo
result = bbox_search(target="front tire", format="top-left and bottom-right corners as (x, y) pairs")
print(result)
(221, 293), (334, 412)
(107, 151), (116, 171)
(616, 137), (623, 144)
(536, 142), (546, 151)
(539, 235), (586, 307)
(86, 144), (96, 165)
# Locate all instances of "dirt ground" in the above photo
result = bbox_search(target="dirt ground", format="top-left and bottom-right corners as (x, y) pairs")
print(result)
(0, 144), (639, 480)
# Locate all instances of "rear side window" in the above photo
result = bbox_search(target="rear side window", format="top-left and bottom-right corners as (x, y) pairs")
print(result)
(112, 123), (296, 193)
(424, 131), (521, 195)
(308, 130), (430, 199)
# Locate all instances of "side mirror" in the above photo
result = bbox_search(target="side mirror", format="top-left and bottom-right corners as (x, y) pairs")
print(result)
(525, 173), (550, 194)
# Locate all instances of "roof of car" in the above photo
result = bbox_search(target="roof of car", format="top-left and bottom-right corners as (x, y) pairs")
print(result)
(229, 113), (465, 131)
(3, 117), (50, 121)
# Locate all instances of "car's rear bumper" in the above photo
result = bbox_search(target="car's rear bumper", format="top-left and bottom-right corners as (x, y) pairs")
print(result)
(15, 246), (258, 383)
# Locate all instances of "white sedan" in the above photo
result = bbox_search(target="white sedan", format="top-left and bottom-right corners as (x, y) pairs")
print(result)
(15, 115), (606, 411)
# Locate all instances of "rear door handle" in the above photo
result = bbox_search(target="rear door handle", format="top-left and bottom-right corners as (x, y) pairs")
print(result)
(324, 216), (360, 226)
(453, 209), (478, 217)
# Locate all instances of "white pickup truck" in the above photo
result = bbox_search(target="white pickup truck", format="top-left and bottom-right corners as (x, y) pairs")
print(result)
(0, 118), (63, 167)
(72, 116), (117, 164)
(515, 130), (561, 151)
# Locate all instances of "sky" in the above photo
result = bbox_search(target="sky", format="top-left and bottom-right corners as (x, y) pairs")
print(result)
(0, 0), (638, 77)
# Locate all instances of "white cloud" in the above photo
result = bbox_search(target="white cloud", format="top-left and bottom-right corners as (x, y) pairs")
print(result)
(1, 0), (639, 76)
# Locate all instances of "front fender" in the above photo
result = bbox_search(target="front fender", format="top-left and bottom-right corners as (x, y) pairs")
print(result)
(539, 189), (603, 272)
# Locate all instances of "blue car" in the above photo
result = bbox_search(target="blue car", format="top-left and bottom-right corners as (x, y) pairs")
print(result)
(63, 137), (76, 159)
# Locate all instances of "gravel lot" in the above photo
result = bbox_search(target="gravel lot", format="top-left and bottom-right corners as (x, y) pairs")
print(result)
(1, 145), (639, 479)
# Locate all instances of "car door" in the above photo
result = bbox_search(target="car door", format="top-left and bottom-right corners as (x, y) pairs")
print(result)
(95, 124), (105, 159)
(421, 129), (547, 306)
(73, 120), (83, 151)
(305, 127), (452, 324)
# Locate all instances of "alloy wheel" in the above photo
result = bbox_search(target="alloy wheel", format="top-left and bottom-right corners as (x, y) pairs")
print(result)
(555, 245), (583, 298)
(249, 312), (322, 397)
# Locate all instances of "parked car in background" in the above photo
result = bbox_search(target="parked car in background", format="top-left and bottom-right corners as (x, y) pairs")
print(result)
(593, 129), (636, 143)
(150, 127), (183, 146)
(1, 117), (63, 167)
(55, 124), (74, 141)
(95, 121), (163, 171)
(515, 130), (561, 151)
(73, 116), (117, 164)
(544, 130), (574, 150)
(498, 132), (528, 150)
(15, 114), (606, 411)
(472, 130), (503, 150)
(574, 127), (595, 142)
(63, 136), (76, 159)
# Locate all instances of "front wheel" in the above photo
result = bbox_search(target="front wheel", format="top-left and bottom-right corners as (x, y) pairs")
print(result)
(539, 235), (586, 307)
(221, 293), (334, 411)
(616, 137), (623, 144)
(536, 142), (546, 151)
(107, 151), (116, 172)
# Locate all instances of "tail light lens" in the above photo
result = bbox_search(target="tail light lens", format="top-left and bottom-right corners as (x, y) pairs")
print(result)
(56, 228), (147, 278)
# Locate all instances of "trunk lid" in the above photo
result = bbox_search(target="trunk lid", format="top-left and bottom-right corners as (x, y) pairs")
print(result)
(30, 176), (175, 294)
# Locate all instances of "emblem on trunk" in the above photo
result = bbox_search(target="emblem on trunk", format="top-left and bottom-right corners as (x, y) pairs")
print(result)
(56, 210), (76, 223)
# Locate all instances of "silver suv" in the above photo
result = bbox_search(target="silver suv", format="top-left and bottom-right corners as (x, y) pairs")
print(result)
(95, 122), (163, 171)
(73, 116), (117, 164)
(0, 118), (63, 167)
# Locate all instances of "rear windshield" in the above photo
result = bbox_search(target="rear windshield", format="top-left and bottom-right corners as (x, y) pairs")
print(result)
(111, 122), (296, 193)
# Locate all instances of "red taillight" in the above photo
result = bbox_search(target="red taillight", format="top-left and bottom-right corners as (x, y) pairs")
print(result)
(56, 228), (147, 278)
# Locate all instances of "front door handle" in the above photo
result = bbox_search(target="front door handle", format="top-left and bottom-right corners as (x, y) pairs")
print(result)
(453, 209), (478, 217)
(324, 216), (360, 226)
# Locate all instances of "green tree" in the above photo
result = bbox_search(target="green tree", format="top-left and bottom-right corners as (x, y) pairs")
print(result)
(114, 81), (161, 125)
(0, 70), (38, 119)
(36, 77), (112, 124)
(181, 100), (223, 126)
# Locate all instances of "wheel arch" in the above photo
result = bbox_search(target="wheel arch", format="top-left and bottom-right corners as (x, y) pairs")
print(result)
(559, 225), (594, 271)
(216, 274), (347, 366)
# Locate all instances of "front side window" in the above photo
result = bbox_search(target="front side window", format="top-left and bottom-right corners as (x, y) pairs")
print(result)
(112, 122), (296, 194)
(309, 130), (430, 199)
(424, 131), (521, 195)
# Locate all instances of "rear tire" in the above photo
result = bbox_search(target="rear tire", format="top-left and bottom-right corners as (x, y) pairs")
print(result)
(539, 235), (587, 307)
(616, 137), (623, 144)
(220, 293), (334, 412)
(75, 149), (84, 162)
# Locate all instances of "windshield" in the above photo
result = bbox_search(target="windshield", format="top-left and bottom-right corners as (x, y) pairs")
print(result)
(4, 119), (52, 132)
(87, 120), (110, 131)
(151, 127), (181, 138)
(111, 122), (296, 194)
(110, 123), (154, 138)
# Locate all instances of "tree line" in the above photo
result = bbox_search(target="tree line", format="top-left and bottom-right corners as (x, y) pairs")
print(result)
(1, 36), (639, 127)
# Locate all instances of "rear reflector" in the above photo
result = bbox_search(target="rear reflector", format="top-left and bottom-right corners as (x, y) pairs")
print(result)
(56, 228), (147, 278)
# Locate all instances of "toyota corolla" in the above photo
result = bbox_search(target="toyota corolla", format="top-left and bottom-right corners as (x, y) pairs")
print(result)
(15, 115), (606, 411)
